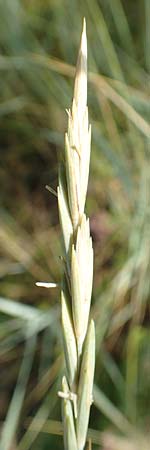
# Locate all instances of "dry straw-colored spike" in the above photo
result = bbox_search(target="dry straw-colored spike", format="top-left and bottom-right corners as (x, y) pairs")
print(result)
(58, 18), (95, 450)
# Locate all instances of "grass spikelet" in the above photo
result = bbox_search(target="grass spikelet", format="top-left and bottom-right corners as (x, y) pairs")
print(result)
(58, 18), (95, 450)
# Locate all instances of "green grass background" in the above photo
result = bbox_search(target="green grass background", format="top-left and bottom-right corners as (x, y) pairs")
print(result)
(0, 1), (150, 449)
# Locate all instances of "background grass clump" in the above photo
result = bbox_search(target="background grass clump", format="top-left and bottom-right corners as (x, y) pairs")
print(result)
(0, 1), (150, 449)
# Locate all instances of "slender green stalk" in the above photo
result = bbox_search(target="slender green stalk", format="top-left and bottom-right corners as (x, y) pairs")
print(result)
(58, 19), (95, 450)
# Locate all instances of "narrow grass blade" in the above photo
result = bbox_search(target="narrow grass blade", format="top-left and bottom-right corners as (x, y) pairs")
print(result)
(93, 384), (132, 434)
(18, 381), (60, 450)
(0, 333), (37, 450)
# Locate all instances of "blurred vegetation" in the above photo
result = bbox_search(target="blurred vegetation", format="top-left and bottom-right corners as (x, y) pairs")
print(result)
(0, 1), (150, 449)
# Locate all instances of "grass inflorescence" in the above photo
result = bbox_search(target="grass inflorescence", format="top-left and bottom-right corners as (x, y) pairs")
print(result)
(57, 20), (95, 450)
